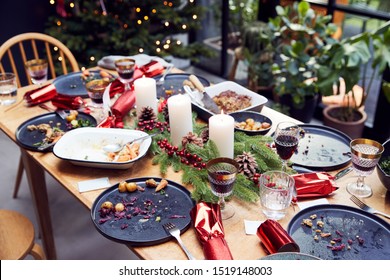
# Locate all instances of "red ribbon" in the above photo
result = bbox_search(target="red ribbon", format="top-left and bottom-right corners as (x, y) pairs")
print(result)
(292, 172), (338, 199)
(190, 202), (234, 260)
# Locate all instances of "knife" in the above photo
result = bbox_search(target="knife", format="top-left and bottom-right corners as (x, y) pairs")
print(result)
(334, 166), (353, 180)
(189, 74), (220, 114)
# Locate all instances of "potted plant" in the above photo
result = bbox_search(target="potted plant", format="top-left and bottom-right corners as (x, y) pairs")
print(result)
(317, 20), (390, 139)
(245, 1), (338, 122)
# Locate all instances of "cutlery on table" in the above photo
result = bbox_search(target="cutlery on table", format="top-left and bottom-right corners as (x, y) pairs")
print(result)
(39, 104), (67, 120)
(156, 65), (174, 86)
(350, 195), (390, 219)
(102, 131), (160, 153)
(163, 222), (196, 260)
(188, 74), (220, 114)
(334, 166), (353, 180)
(183, 85), (204, 106)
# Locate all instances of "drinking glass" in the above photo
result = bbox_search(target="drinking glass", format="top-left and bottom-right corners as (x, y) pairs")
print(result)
(346, 138), (384, 198)
(114, 58), (135, 91)
(0, 73), (17, 106)
(25, 59), (48, 86)
(273, 121), (300, 171)
(259, 171), (295, 220)
(85, 79), (110, 121)
(206, 157), (239, 220)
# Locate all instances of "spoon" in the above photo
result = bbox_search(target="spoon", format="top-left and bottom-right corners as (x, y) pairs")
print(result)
(102, 131), (160, 153)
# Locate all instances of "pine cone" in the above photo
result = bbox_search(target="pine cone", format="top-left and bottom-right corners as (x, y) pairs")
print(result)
(199, 128), (209, 143)
(235, 151), (258, 178)
(162, 104), (169, 123)
(182, 132), (204, 148)
(139, 106), (157, 122)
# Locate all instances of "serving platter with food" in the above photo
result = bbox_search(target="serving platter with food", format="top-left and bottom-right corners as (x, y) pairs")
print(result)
(91, 177), (195, 246)
(53, 127), (152, 169)
(15, 111), (96, 152)
(189, 81), (268, 121)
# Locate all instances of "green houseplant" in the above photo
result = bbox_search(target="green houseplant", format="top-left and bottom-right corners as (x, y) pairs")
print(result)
(317, 20), (390, 138)
(243, 1), (338, 122)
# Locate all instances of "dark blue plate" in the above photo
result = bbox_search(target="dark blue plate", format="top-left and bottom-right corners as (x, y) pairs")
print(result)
(291, 124), (351, 171)
(288, 204), (390, 260)
(91, 177), (195, 246)
(53, 70), (115, 97)
(15, 112), (96, 152)
(154, 73), (210, 99)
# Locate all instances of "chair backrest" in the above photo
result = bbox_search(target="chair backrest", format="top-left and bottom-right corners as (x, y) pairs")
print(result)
(0, 32), (80, 87)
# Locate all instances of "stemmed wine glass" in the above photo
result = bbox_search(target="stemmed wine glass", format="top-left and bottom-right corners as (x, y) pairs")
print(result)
(346, 138), (384, 198)
(114, 58), (135, 91)
(85, 79), (110, 121)
(25, 59), (48, 86)
(206, 157), (239, 220)
(273, 121), (300, 172)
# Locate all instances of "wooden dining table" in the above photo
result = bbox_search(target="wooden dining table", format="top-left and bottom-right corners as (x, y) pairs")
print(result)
(1, 70), (389, 260)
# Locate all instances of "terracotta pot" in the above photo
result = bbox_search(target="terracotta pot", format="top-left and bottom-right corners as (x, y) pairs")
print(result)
(323, 105), (367, 139)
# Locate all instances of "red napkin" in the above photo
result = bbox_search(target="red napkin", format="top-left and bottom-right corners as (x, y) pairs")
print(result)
(292, 172), (338, 199)
(24, 84), (57, 105)
(257, 219), (300, 254)
(190, 202), (234, 260)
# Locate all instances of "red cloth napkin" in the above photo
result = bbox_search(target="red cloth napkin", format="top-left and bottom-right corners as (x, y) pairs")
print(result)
(190, 202), (234, 260)
(24, 84), (57, 106)
(292, 172), (338, 199)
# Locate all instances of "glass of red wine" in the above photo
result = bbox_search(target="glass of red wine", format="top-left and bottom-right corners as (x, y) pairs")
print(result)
(25, 59), (48, 86)
(206, 157), (239, 220)
(346, 138), (384, 198)
(273, 121), (300, 172)
(85, 79), (110, 121)
(114, 58), (136, 91)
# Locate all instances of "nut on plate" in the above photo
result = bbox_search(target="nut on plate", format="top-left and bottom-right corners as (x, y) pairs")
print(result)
(145, 178), (157, 187)
(118, 181), (127, 192)
(101, 201), (113, 209)
(115, 202), (125, 212)
(126, 182), (138, 192)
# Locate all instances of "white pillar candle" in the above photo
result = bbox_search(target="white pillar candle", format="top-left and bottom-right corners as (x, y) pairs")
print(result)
(134, 76), (157, 118)
(167, 94), (193, 147)
(209, 112), (235, 158)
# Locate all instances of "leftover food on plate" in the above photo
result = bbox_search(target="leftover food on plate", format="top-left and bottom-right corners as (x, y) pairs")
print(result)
(235, 118), (271, 131)
(212, 90), (252, 113)
(27, 110), (93, 147)
(81, 69), (115, 83)
(107, 142), (140, 162)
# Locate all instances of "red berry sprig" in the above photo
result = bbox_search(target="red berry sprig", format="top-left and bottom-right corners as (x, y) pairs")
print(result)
(252, 173), (261, 185)
(157, 138), (207, 170)
(137, 120), (170, 133)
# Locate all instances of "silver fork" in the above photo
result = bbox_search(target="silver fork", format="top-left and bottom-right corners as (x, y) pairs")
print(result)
(156, 65), (173, 86)
(39, 104), (67, 120)
(163, 222), (196, 260)
(350, 195), (390, 219)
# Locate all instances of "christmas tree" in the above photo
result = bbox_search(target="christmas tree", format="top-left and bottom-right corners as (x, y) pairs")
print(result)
(45, 0), (213, 68)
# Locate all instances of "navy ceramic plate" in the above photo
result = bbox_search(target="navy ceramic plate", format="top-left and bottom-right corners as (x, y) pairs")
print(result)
(15, 112), (96, 152)
(291, 124), (352, 171)
(91, 177), (195, 246)
(288, 204), (390, 260)
(154, 73), (210, 99)
(53, 70), (114, 97)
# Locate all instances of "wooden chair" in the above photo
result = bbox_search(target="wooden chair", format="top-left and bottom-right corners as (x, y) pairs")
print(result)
(0, 32), (80, 198)
(0, 209), (46, 259)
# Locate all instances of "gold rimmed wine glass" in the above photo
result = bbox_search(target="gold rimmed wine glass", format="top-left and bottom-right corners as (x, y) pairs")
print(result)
(85, 79), (110, 121)
(206, 157), (239, 220)
(25, 59), (48, 86)
(346, 138), (384, 198)
(273, 121), (300, 172)
(114, 58), (135, 91)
